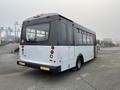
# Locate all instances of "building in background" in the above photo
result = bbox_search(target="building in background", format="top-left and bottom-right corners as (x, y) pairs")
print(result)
(0, 30), (1, 45)
(0, 25), (21, 45)
(101, 38), (116, 47)
(115, 41), (120, 47)
(103, 38), (113, 43)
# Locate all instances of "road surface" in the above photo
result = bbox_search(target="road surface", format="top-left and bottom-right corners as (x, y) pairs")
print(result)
(0, 46), (120, 90)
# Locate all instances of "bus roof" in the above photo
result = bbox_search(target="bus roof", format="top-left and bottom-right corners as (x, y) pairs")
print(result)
(24, 13), (59, 22)
(74, 23), (96, 35)
(24, 13), (96, 35)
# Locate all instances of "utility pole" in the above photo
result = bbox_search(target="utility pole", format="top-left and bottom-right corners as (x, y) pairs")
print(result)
(0, 27), (1, 45)
(8, 27), (13, 43)
(14, 22), (19, 42)
(0, 27), (4, 45)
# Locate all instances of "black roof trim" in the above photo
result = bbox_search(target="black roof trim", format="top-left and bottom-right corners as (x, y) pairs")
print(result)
(59, 15), (73, 23)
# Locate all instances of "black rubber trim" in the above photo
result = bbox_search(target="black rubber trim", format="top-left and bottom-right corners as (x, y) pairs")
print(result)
(17, 61), (61, 73)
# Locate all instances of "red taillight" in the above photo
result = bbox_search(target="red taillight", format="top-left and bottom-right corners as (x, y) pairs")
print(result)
(50, 50), (54, 54)
(22, 49), (24, 51)
(21, 45), (24, 55)
(51, 46), (55, 50)
(50, 46), (55, 54)
(22, 45), (24, 48)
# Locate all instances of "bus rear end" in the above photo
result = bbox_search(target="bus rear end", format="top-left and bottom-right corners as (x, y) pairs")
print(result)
(17, 14), (61, 72)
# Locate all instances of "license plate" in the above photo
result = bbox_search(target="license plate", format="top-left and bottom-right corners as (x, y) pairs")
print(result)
(40, 66), (50, 71)
(19, 62), (26, 66)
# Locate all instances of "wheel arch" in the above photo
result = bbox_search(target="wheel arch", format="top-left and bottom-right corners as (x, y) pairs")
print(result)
(76, 54), (84, 64)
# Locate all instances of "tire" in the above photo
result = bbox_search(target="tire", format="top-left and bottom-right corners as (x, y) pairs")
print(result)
(76, 59), (82, 71)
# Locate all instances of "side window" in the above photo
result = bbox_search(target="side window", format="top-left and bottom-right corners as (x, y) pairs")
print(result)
(74, 28), (84, 45)
(78, 30), (83, 45)
(74, 28), (79, 45)
(58, 23), (67, 45)
(89, 34), (93, 45)
(67, 25), (73, 45)
(93, 35), (96, 45)
(83, 32), (87, 44)
(87, 33), (91, 44)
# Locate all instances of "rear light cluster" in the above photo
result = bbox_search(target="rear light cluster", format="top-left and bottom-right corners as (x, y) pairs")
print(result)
(21, 45), (24, 55)
(50, 46), (56, 63)
(50, 50), (54, 54)
(22, 45), (24, 49)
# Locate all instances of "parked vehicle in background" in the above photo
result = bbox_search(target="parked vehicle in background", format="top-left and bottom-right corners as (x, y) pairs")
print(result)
(17, 13), (96, 73)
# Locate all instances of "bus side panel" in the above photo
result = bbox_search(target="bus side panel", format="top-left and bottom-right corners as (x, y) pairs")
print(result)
(56, 46), (75, 72)
(75, 46), (94, 63)
(55, 19), (76, 72)
(55, 46), (94, 72)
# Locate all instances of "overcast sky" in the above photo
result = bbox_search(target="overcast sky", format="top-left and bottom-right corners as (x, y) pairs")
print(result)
(0, 0), (120, 40)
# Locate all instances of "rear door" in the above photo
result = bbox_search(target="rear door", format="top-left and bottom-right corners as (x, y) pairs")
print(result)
(22, 45), (51, 65)
(20, 23), (52, 65)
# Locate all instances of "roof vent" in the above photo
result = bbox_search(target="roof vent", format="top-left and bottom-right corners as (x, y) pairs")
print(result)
(33, 15), (41, 18)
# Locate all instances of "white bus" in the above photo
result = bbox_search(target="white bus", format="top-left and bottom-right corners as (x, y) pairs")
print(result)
(17, 13), (96, 73)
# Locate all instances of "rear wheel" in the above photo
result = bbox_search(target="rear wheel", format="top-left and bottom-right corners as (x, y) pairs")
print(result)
(76, 59), (82, 70)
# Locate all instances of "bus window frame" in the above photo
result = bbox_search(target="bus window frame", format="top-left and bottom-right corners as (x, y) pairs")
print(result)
(21, 22), (52, 45)
(73, 27), (96, 46)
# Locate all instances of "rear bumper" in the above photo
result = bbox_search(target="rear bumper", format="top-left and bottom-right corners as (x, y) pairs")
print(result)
(17, 61), (61, 73)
